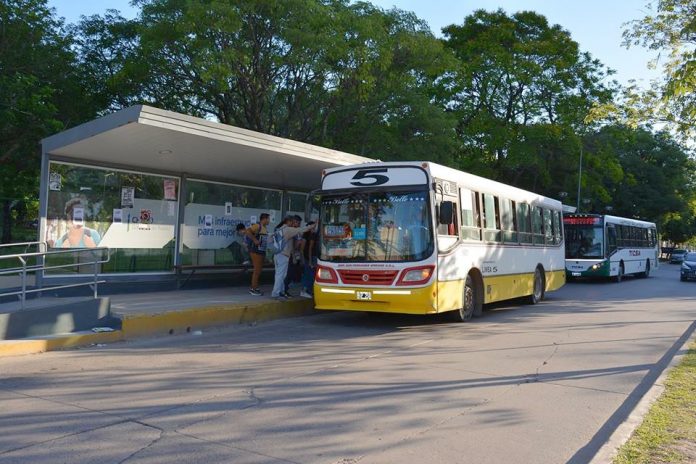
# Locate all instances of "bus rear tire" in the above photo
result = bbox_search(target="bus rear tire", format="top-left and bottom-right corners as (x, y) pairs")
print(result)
(527, 267), (545, 304)
(452, 274), (481, 322)
(639, 260), (650, 278)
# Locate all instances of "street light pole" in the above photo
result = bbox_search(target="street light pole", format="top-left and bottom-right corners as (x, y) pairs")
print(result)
(576, 143), (583, 212)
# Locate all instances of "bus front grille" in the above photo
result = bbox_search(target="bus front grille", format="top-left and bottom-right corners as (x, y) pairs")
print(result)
(338, 270), (399, 286)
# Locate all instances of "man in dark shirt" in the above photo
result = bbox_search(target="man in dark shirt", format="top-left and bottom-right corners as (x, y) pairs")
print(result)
(300, 221), (318, 298)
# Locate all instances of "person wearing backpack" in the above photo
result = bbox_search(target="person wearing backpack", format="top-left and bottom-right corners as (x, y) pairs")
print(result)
(283, 215), (306, 296)
(271, 216), (316, 299)
(245, 213), (270, 296)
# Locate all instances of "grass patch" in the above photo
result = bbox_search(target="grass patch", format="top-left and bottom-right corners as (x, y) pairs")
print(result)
(613, 341), (696, 464)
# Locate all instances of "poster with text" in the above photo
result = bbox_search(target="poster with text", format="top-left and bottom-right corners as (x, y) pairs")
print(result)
(121, 187), (135, 208)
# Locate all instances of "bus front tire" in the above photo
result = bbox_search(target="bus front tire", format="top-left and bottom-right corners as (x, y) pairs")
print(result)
(527, 267), (545, 304)
(453, 274), (481, 322)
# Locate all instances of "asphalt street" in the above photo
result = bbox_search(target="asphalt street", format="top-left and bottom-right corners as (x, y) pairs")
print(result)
(1, 264), (694, 464)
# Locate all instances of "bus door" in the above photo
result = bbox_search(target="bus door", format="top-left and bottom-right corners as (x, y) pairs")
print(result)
(304, 189), (322, 224)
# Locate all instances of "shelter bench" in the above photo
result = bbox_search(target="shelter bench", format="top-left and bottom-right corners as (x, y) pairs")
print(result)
(173, 263), (273, 289)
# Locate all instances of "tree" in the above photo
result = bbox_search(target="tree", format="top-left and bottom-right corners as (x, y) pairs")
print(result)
(623, 0), (696, 140)
(440, 9), (617, 198)
(74, 0), (457, 162)
(0, 0), (100, 243)
(587, 125), (696, 239)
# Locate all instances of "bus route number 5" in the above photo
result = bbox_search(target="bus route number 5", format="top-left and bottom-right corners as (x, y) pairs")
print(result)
(350, 169), (390, 186)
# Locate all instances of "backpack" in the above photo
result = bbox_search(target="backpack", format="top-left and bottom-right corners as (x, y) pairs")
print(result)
(269, 226), (287, 255)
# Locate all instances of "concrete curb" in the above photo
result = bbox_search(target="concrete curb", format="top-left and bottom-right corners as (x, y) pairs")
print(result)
(118, 299), (315, 338)
(0, 330), (124, 357)
(0, 298), (315, 358)
(588, 328), (696, 464)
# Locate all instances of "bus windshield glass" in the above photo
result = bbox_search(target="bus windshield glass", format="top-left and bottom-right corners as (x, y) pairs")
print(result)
(320, 190), (433, 262)
(565, 225), (604, 259)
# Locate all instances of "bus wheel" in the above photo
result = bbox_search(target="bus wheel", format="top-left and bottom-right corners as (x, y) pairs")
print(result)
(527, 267), (545, 304)
(614, 263), (625, 283)
(639, 260), (650, 278)
(453, 275), (479, 322)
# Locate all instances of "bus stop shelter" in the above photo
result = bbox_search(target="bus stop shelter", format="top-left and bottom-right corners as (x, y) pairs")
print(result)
(38, 105), (371, 282)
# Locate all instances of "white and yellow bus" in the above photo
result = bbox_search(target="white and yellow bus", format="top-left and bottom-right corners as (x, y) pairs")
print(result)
(312, 161), (566, 321)
(564, 214), (658, 282)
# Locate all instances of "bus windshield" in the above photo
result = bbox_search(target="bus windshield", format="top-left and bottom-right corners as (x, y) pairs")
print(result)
(320, 190), (433, 262)
(565, 225), (604, 259)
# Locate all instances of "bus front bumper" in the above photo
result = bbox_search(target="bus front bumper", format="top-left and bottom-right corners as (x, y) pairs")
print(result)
(566, 260), (610, 278)
(314, 282), (438, 315)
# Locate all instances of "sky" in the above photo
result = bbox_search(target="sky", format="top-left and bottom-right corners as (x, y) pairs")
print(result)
(47, 0), (660, 87)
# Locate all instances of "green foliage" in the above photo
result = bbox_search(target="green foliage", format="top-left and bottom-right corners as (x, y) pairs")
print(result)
(440, 9), (618, 201)
(585, 125), (696, 240)
(613, 342), (696, 464)
(1, 0), (691, 246)
(74, 0), (457, 163)
(623, 0), (696, 140)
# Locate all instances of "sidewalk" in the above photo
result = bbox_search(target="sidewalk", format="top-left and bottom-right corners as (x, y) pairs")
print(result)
(0, 284), (316, 357)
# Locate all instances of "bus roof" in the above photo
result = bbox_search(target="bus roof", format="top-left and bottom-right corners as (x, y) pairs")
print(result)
(323, 161), (562, 209)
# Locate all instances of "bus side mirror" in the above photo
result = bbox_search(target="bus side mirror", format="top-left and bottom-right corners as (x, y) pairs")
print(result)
(439, 201), (454, 225)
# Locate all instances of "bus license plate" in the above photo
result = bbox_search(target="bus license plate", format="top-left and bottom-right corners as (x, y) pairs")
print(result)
(572, 272), (581, 277)
(356, 291), (372, 300)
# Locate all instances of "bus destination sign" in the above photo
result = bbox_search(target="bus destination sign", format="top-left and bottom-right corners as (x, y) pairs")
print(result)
(564, 217), (601, 225)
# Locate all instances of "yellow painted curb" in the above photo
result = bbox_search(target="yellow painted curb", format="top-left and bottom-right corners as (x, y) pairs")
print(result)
(120, 299), (315, 338)
(0, 299), (315, 358)
(0, 330), (123, 357)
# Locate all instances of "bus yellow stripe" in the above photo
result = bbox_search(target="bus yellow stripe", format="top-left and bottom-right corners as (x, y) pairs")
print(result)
(482, 269), (566, 303)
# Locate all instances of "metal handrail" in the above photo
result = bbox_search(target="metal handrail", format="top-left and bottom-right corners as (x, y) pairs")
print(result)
(0, 241), (47, 250)
(0, 245), (111, 309)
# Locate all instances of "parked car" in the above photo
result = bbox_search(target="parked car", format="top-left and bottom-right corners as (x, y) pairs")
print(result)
(670, 249), (688, 264)
(680, 252), (696, 281)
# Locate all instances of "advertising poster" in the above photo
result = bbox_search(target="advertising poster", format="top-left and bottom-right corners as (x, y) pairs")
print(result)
(49, 172), (62, 191)
(181, 204), (281, 250)
(163, 179), (177, 200)
(121, 186), (135, 208)
(113, 208), (123, 223)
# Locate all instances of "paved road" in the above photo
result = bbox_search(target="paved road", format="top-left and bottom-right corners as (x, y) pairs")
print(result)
(1, 265), (694, 464)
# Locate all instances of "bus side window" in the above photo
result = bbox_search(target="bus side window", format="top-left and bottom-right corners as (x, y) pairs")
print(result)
(552, 210), (561, 245)
(460, 188), (481, 240)
(482, 193), (501, 242)
(543, 209), (553, 245)
(517, 203), (532, 243)
(532, 206), (544, 245)
(437, 199), (459, 236)
(500, 198), (517, 242)
(607, 225), (617, 254)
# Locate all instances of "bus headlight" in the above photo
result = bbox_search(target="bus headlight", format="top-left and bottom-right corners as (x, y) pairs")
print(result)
(316, 266), (339, 284)
(396, 266), (434, 286)
(591, 263), (601, 271)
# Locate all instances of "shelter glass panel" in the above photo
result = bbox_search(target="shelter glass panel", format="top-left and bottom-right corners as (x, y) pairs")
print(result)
(287, 192), (309, 221)
(45, 162), (179, 273)
(181, 179), (282, 266)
